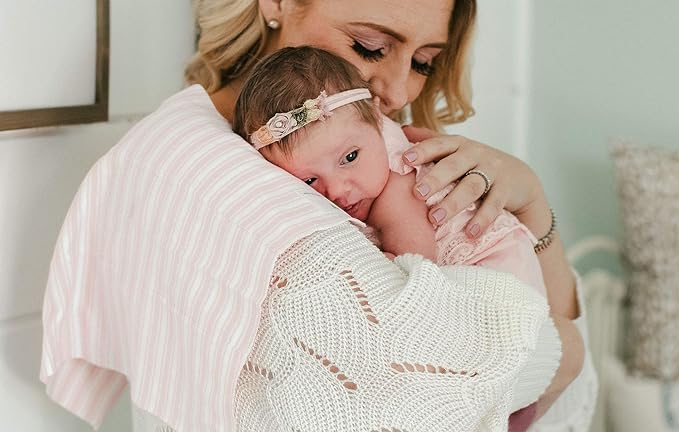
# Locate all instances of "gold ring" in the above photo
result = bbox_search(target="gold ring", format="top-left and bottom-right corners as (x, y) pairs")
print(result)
(464, 169), (492, 196)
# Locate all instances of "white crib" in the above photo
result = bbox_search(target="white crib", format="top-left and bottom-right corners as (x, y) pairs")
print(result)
(567, 236), (625, 432)
(570, 237), (679, 432)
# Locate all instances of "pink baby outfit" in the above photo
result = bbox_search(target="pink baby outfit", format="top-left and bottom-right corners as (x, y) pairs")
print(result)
(381, 117), (546, 296)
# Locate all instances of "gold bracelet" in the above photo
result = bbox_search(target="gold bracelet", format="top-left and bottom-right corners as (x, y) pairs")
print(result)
(534, 208), (556, 254)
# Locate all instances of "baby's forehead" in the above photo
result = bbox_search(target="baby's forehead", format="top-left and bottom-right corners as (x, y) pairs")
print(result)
(270, 107), (384, 162)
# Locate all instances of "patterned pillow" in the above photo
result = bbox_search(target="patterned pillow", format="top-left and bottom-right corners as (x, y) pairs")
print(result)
(610, 142), (679, 379)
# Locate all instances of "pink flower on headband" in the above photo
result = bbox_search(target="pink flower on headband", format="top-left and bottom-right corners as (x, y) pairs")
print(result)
(250, 92), (328, 149)
(268, 112), (297, 137)
(249, 88), (372, 150)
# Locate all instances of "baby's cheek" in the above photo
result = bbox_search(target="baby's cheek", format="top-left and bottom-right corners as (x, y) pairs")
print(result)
(374, 166), (391, 197)
(363, 198), (375, 216)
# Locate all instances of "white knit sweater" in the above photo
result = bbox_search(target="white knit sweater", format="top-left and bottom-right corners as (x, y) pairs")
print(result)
(234, 223), (561, 431)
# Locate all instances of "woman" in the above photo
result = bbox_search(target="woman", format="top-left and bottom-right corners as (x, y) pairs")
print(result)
(189, 0), (579, 321)
(40, 0), (596, 430)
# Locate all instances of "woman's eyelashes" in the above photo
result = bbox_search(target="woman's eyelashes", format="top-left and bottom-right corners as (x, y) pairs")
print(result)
(351, 41), (435, 76)
(351, 41), (384, 62)
(411, 58), (434, 76)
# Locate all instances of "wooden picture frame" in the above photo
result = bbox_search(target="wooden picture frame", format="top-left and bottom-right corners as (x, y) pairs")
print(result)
(0, 0), (109, 131)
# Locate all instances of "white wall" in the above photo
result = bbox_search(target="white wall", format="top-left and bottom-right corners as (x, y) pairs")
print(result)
(449, 1), (527, 157)
(527, 0), (679, 272)
(0, 0), (194, 429)
(462, 0), (679, 275)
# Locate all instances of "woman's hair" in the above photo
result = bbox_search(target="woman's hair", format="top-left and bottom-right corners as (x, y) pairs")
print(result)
(187, 0), (477, 131)
(232, 46), (380, 156)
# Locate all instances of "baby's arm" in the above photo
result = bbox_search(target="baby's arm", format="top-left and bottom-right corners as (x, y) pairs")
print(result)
(367, 171), (436, 260)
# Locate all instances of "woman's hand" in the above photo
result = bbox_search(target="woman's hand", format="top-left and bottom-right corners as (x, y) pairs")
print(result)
(401, 125), (547, 238)
(402, 124), (579, 319)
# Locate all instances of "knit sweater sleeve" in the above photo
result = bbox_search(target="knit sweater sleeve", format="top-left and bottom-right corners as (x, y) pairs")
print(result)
(529, 271), (599, 432)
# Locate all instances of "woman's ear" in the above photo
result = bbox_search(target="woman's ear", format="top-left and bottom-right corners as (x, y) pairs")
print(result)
(258, 0), (283, 24)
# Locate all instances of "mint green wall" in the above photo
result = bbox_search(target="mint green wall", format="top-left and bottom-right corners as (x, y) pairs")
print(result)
(528, 1), (679, 273)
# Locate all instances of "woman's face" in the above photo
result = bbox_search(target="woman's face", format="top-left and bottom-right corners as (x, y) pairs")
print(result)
(271, 0), (453, 115)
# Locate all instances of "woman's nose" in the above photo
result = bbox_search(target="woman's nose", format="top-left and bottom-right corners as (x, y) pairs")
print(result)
(368, 58), (410, 114)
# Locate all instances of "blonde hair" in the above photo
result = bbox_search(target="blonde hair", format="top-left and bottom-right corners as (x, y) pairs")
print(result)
(185, 0), (269, 91)
(232, 47), (380, 157)
(186, 0), (477, 131)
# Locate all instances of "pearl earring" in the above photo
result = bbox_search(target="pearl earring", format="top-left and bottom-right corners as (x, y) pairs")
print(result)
(267, 19), (280, 30)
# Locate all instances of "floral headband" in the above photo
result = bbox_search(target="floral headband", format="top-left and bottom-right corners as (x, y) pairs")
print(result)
(250, 88), (373, 150)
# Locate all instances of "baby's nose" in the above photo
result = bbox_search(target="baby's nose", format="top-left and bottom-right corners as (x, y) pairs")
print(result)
(326, 179), (351, 207)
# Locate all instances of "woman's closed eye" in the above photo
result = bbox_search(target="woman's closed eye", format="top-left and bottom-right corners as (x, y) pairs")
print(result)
(412, 47), (441, 77)
(351, 41), (384, 62)
(352, 40), (435, 76)
(411, 58), (434, 76)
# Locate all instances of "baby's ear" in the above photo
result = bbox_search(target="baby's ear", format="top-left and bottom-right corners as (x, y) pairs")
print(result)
(367, 95), (385, 134)
(372, 97), (385, 126)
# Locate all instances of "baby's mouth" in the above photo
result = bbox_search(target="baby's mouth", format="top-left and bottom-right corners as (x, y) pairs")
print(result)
(344, 201), (360, 216)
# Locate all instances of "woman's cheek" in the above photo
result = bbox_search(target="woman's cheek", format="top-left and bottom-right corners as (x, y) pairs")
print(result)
(408, 77), (428, 104)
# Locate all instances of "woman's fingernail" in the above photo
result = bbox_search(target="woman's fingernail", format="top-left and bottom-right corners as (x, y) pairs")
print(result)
(403, 150), (418, 163)
(416, 183), (430, 197)
(431, 208), (446, 224)
(468, 223), (481, 238)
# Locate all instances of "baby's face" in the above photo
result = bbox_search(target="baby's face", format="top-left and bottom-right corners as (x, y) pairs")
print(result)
(266, 108), (390, 221)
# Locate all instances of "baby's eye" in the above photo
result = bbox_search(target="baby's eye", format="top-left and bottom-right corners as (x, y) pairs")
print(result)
(304, 177), (317, 186)
(343, 150), (358, 164)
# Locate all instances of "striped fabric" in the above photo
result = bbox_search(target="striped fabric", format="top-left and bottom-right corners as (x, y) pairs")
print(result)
(40, 85), (355, 430)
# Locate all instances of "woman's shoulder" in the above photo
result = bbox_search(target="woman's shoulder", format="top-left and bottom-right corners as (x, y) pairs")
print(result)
(110, 84), (247, 160)
(160, 84), (212, 109)
(150, 84), (230, 129)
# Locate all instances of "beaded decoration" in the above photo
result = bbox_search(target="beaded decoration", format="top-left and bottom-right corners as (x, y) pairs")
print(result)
(534, 208), (557, 253)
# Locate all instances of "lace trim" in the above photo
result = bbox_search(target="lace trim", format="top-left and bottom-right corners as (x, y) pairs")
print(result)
(437, 211), (526, 265)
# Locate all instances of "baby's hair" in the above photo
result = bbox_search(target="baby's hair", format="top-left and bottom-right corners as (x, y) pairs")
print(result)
(233, 46), (381, 157)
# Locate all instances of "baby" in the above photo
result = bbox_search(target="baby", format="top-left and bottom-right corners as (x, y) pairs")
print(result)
(233, 46), (583, 415)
